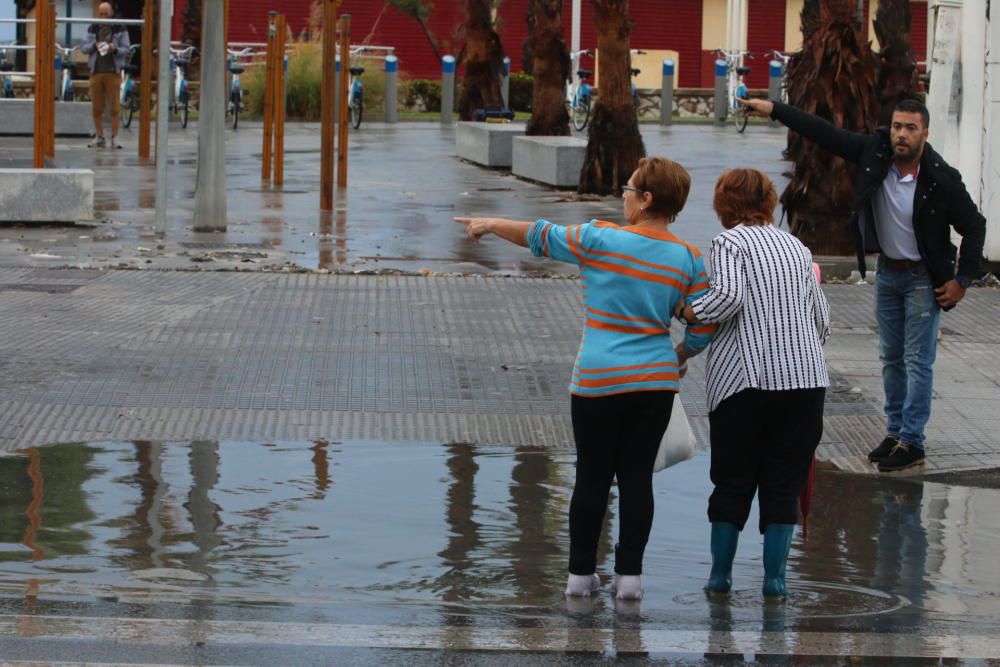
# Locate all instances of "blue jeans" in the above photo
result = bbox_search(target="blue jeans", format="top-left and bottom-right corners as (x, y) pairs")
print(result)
(875, 258), (941, 450)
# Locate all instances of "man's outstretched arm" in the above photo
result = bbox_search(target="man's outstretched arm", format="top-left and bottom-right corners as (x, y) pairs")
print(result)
(739, 98), (870, 164)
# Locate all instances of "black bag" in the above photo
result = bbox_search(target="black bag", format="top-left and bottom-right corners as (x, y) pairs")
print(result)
(473, 105), (515, 122)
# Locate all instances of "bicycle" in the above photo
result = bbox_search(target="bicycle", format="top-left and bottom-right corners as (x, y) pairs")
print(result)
(56, 44), (77, 101)
(346, 46), (371, 130)
(226, 47), (254, 130)
(716, 49), (754, 133)
(119, 43), (142, 128)
(765, 49), (791, 104)
(630, 48), (646, 115)
(565, 49), (593, 131)
(169, 44), (196, 128)
(0, 47), (14, 99)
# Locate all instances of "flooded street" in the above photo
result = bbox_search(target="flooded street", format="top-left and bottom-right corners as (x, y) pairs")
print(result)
(2, 439), (999, 651)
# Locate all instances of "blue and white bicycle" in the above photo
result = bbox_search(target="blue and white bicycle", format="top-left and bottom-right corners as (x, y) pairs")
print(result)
(56, 44), (77, 101)
(0, 46), (14, 98)
(566, 49), (594, 131)
(716, 48), (754, 133)
(169, 44), (196, 128)
(226, 46), (254, 130)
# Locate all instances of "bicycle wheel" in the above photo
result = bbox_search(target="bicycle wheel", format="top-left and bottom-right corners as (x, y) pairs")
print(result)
(62, 81), (73, 102)
(734, 104), (748, 133)
(350, 95), (363, 129)
(231, 91), (239, 130)
(122, 95), (135, 128)
(180, 100), (189, 128)
(571, 95), (590, 131)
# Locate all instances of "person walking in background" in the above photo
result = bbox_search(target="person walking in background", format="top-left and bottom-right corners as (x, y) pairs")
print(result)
(456, 157), (716, 602)
(80, 2), (129, 149)
(676, 169), (830, 600)
(739, 96), (986, 473)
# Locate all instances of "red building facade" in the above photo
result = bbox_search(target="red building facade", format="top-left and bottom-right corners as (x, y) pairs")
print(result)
(170, 0), (928, 89)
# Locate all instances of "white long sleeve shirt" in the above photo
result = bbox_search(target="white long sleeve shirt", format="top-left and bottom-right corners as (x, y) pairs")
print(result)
(691, 224), (830, 412)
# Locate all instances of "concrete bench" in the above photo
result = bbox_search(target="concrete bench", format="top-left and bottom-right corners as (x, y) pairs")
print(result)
(0, 99), (94, 137)
(0, 169), (95, 222)
(456, 122), (525, 168)
(511, 136), (587, 188)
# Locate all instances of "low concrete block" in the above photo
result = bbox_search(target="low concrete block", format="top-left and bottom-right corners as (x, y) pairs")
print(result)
(0, 169), (95, 222)
(0, 99), (95, 137)
(512, 136), (587, 188)
(456, 122), (525, 168)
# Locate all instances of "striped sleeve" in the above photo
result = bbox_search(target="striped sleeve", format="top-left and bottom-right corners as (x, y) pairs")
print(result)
(526, 219), (585, 265)
(683, 254), (717, 354)
(809, 265), (831, 344)
(690, 235), (745, 324)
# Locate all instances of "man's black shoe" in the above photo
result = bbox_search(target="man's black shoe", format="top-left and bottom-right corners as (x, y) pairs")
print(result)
(877, 443), (925, 472)
(868, 436), (899, 463)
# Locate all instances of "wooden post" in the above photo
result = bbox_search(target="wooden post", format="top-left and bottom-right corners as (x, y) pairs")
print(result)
(261, 12), (276, 182)
(336, 14), (350, 189)
(320, 0), (339, 210)
(273, 14), (286, 186)
(32, 2), (45, 167)
(139, 0), (154, 160)
(46, 3), (55, 159)
(34, 1), (54, 166)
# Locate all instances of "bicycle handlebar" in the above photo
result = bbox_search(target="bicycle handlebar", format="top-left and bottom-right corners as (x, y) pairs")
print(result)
(226, 47), (255, 58)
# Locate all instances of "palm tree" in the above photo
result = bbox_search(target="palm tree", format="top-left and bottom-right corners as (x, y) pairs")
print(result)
(525, 0), (571, 135)
(873, 0), (918, 124)
(458, 0), (506, 121)
(578, 0), (645, 195)
(781, 0), (879, 255)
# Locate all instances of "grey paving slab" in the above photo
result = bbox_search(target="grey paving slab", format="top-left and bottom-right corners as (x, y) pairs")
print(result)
(0, 269), (996, 478)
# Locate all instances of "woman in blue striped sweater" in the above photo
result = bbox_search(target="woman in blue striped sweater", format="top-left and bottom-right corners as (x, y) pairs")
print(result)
(456, 157), (716, 602)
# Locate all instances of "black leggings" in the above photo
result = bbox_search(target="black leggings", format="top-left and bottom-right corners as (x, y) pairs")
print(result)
(708, 387), (825, 534)
(569, 391), (674, 575)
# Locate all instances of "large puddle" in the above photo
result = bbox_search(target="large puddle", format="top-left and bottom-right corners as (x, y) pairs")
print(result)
(1, 441), (999, 635)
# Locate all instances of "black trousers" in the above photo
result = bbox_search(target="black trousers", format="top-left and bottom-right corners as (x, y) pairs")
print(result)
(569, 391), (674, 575)
(708, 387), (825, 534)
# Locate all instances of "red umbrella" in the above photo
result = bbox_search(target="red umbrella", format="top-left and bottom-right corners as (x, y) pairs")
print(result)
(800, 454), (816, 537)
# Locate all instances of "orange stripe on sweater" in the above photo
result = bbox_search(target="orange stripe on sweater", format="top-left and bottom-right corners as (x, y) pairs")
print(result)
(576, 361), (679, 375)
(585, 306), (666, 327)
(577, 371), (680, 388)
(586, 318), (671, 335)
(580, 257), (687, 291)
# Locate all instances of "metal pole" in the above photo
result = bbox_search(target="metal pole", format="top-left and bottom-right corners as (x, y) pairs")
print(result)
(154, 0), (171, 235)
(334, 55), (340, 129)
(262, 12), (276, 182)
(274, 13), (286, 186)
(193, 0), (227, 231)
(320, 0), (338, 210)
(767, 59), (782, 127)
(336, 14), (350, 189)
(440, 55), (455, 124)
(384, 54), (398, 123)
(139, 0), (154, 160)
(714, 59), (727, 125)
(501, 56), (510, 109)
(660, 58), (674, 126)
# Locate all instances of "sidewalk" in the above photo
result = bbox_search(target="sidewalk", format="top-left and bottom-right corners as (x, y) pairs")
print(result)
(0, 267), (996, 476)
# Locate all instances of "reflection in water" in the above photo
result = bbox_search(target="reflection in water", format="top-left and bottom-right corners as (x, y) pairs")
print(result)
(0, 442), (999, 636)
(318, 208), (348, 269)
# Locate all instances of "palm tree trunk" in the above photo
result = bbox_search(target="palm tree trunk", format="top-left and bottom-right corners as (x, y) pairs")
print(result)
(526, 0), (571, 136)
(459, 0), (506, 121)
(782, 0), (879, 255)
(578, 0), (645, 195)
(874, 0), (917, 125)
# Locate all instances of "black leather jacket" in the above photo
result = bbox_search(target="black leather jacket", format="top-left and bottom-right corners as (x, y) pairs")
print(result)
(771, 102), (986, 290)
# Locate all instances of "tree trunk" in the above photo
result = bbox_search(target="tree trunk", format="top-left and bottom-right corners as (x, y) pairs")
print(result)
(578, 0), (645, 195)
(522, 0), (537, 75)
(874, 0), (917, 125)
(782, 0), (878, 255)
(459, 0), (506, 121)
(526, 0), (571, 136)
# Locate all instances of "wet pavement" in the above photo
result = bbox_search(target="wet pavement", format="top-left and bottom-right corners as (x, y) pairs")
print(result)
(0, 120), (794, 274)
(2, 440), (1000, 663)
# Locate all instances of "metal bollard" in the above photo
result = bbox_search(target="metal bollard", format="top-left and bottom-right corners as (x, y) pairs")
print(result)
(714, 59), (727, 125)
(660, 58), (675, 126)
(768, 60), (783, 127)
(501, 56), (511, 109)
(334, 55), (341, 130)
(385, 54), (398, 123)
(441, 55), (456, 124)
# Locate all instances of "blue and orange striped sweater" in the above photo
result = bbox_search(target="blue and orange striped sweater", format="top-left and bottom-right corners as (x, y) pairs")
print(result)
(527, 219), (717, 397)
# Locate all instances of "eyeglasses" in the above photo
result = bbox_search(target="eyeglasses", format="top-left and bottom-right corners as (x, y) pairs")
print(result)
(621, 186), (647, 196)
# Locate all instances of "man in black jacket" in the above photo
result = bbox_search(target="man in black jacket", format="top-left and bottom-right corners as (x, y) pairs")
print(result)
(739, 97), (986, 472)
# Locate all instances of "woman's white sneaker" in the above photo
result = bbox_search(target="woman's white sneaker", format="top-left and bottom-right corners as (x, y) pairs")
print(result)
(613, 575), (643, 600)
(565, 573), (601, 597)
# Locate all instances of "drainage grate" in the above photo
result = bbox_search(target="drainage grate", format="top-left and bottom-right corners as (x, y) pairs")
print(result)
(0, 283), (87, 294)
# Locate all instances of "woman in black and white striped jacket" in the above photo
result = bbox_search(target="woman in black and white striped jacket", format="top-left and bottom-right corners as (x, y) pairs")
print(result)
(676, 168), (830, 600)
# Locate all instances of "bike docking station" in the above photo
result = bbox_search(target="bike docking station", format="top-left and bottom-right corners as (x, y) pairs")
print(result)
(714, 59), (728, 125)
(660, 58), (675, 127)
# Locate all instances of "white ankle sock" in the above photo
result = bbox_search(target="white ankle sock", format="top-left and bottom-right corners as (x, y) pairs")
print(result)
(614, 575), (643, 600)
(565, 573), (601, 597)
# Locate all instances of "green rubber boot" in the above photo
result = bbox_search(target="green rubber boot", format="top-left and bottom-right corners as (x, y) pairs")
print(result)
(762, 523), (795, 599)
(705, 522), (740, 595)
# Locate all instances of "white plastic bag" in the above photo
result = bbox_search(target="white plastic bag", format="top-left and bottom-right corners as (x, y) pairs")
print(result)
(654, 399), (696, 472)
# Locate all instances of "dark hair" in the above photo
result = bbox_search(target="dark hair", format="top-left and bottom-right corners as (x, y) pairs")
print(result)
(713, 169), (778, 227)
(893, 98), (930, 128)
(632, 157), (691, 222)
